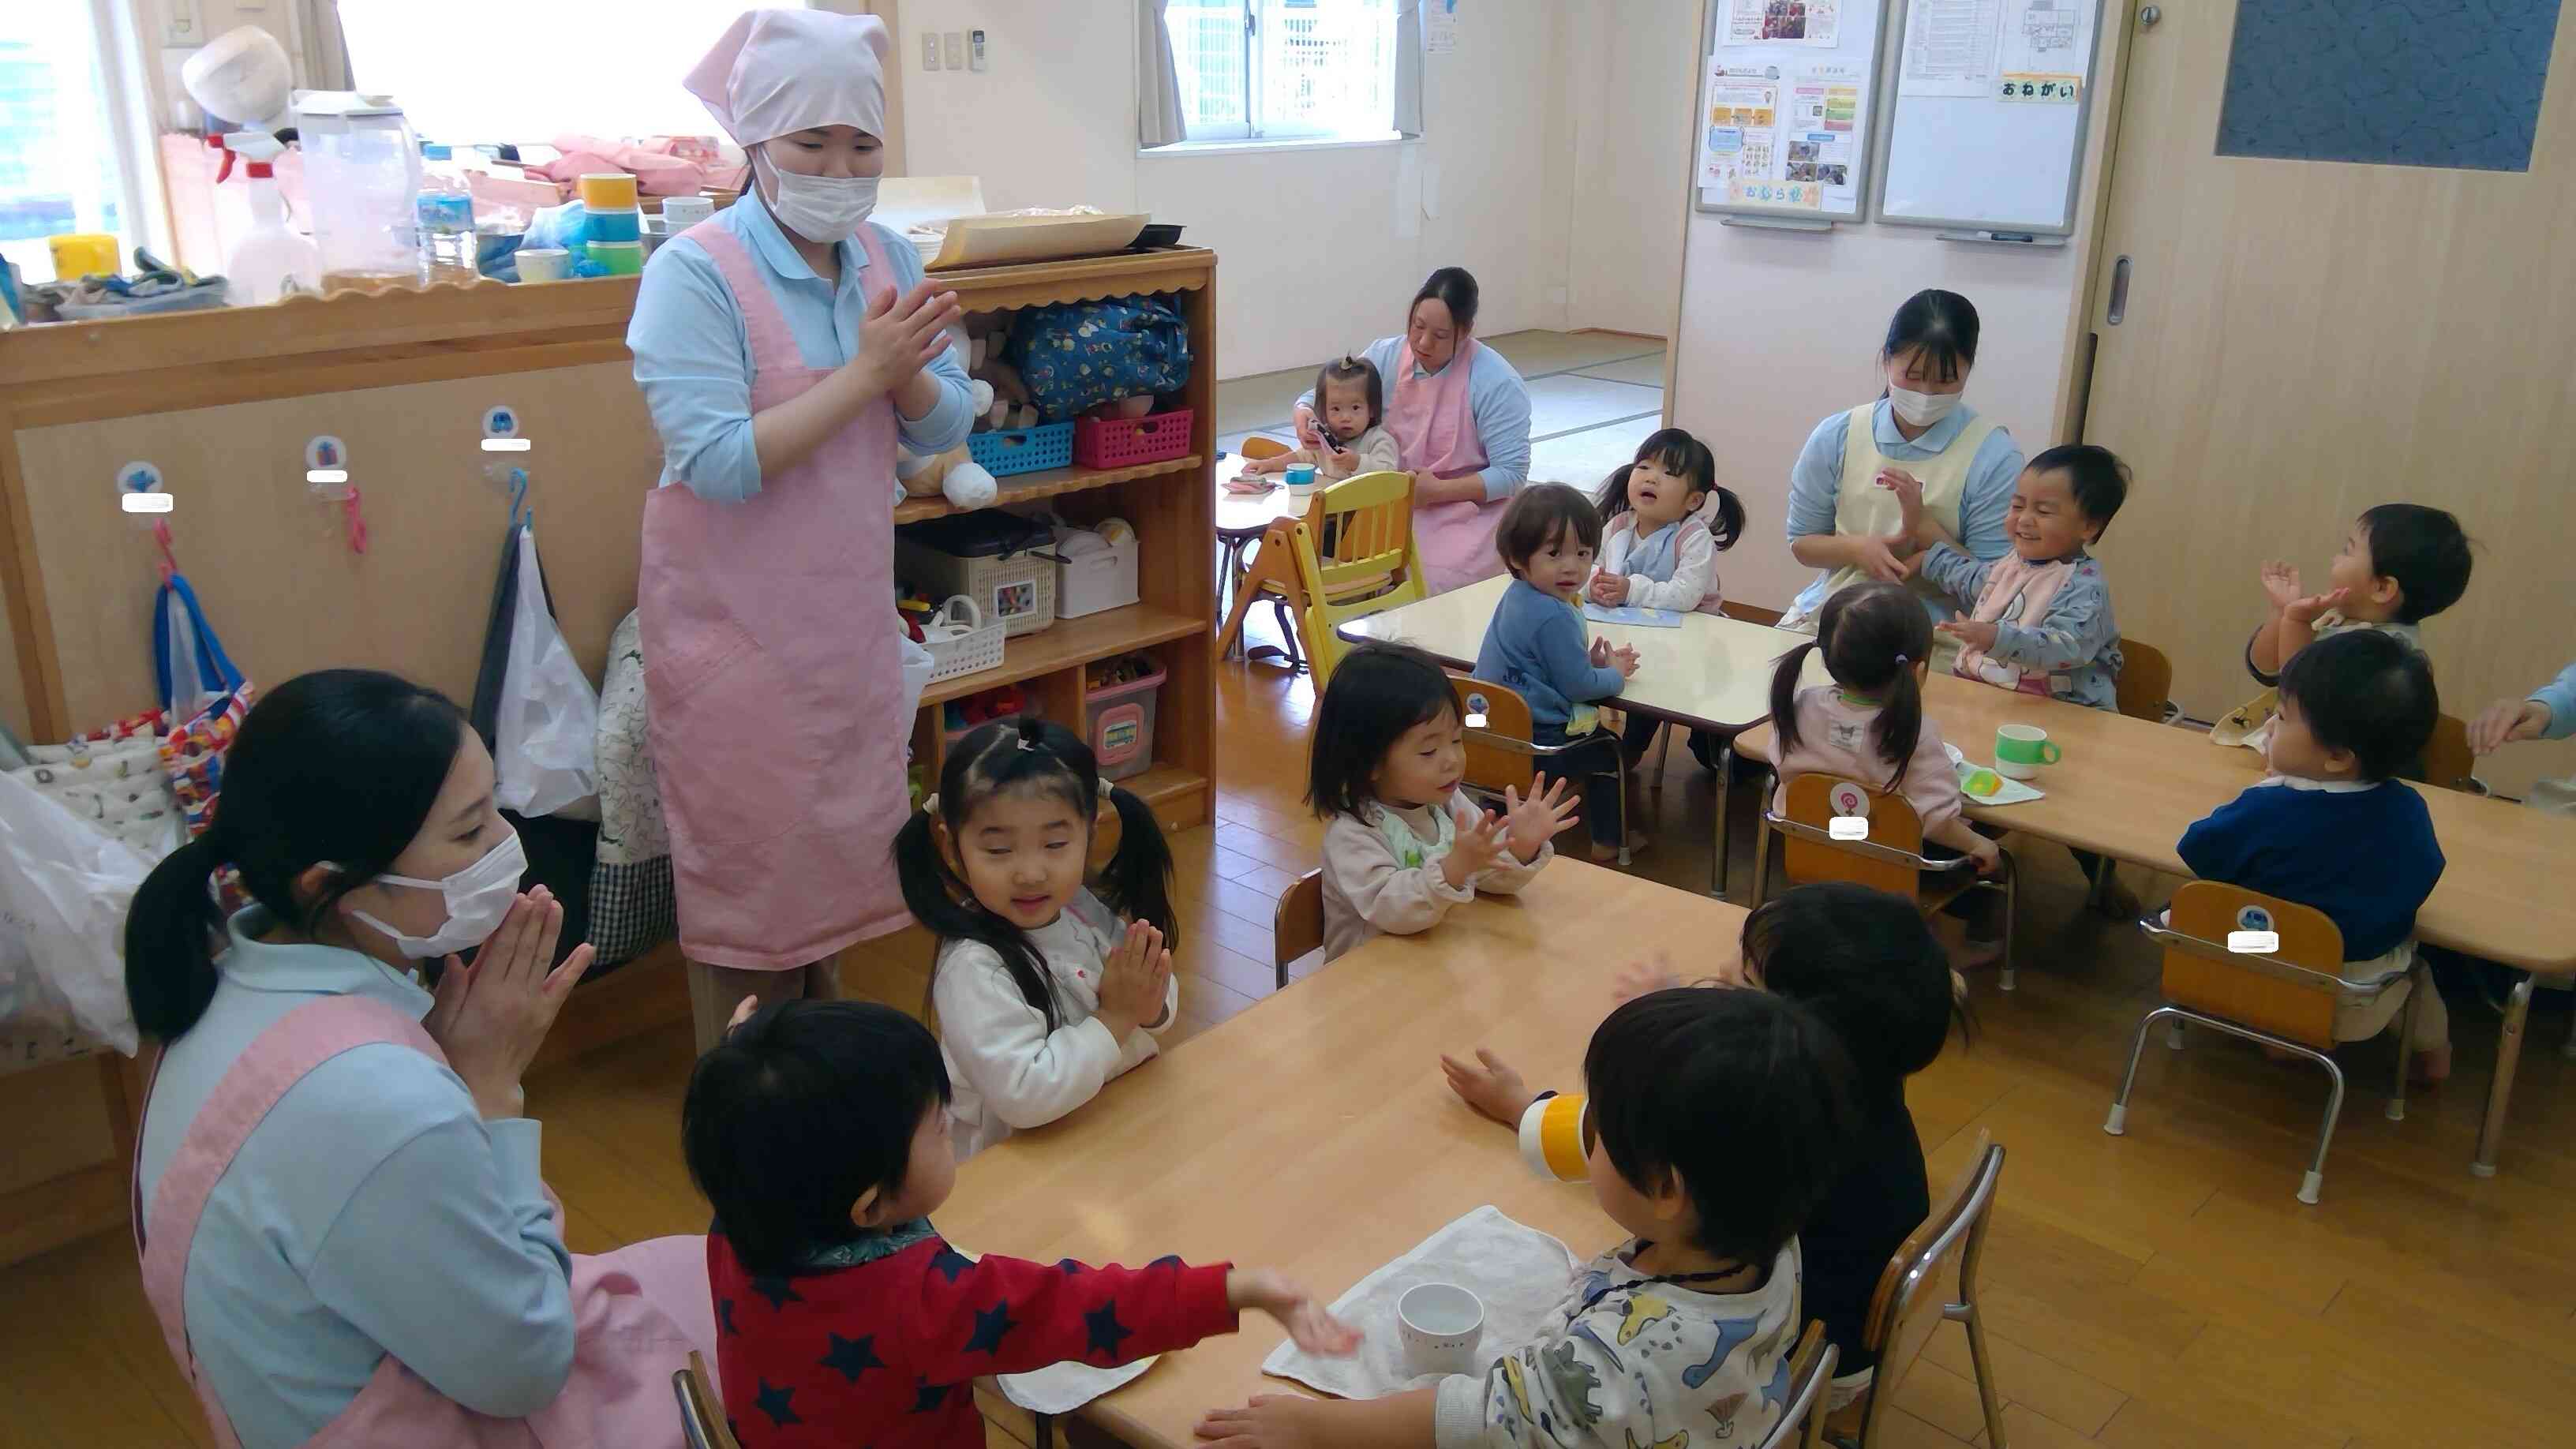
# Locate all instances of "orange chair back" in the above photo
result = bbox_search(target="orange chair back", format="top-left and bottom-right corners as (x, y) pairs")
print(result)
(1777, 773), (1927, 900)
(2158, 882), (2346, 1049)
(1241, 435), (1294, 461)
(2115, 638), (2175, 723)
(2424, 713), (2480, 794)
(1451, 676), (1541, 796)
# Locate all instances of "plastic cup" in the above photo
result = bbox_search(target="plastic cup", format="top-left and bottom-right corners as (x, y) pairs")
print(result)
(1994, 724), (2063, 781)
(1396, 1282), (1485, 1376)
(515, 248), (569, 283)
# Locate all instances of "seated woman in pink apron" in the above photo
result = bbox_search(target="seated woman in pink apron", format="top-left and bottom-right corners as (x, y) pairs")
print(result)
(628, 9), (973, 1050)
(1294, 267), (1533, 594)
(1780, 288), (2024, 668)
(123, 670), (717, 1447)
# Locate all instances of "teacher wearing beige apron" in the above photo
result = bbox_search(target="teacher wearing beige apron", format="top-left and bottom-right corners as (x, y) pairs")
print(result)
(1294, 267), (1533, 594)
(1780, 289), (2024, 667)
(628, 9), (973, 1050)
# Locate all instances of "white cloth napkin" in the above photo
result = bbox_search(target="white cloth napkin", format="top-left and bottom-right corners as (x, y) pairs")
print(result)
(1260, 1205), (1582, 1398)
(997, 1357), (1156, 1415)
(1945, 743), (2046, 805)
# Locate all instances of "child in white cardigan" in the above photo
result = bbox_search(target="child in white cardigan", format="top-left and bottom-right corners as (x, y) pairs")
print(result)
(1589, 428), (1747, 771)
(1309, 643), (1577, 962)
(893, 717), (1181, 1159)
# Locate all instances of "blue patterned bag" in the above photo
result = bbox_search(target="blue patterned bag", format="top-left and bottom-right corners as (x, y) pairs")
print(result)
(1005, 295), (1193, 422)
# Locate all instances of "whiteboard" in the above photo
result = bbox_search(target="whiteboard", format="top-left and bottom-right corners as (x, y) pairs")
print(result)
(1691, 0), (1892, 223)
(1874, 0), (2104, 234)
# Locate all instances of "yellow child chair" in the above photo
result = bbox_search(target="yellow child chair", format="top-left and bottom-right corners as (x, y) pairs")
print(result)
(1750, 771), (2019, 989)
(1285, 470), (1426, 687)
(1448, 676), (1631, 865)
(2106, 881), (2421, 1204)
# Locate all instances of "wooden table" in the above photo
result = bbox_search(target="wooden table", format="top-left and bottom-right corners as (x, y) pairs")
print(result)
(1735, 672), (2576, 1177)
(943, 860), (1740, 1449)
(1339, 575), (1826, 895)
(1214, 454), (1314, 663)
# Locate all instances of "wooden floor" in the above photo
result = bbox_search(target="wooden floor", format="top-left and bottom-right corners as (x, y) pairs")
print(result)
(8, 653), (2574, 1447)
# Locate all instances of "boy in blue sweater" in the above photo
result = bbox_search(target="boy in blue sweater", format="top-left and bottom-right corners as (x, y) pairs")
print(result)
(1473, 483), (1639, 860)
(2177, 629), (2452, 1080)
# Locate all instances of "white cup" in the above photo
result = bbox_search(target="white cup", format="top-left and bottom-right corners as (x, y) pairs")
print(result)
(1397, 1282), (1485, 1376)
(515, 247), (569, 283)
(661, 195), (715, 230)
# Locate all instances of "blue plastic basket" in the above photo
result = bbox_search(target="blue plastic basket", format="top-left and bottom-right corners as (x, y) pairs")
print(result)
(968, 421), (1075, 478)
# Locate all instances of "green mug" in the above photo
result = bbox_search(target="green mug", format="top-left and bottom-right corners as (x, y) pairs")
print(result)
(1994, 724), (2062, 781)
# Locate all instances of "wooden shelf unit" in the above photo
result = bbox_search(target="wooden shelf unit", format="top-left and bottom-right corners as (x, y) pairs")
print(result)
(893, 455), (1204, 524)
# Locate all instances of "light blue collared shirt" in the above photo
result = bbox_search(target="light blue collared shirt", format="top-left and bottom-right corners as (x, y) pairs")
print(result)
(627, 201), (975, 503)
(1297, 335), (1532, 502)
(1784, 399), (2025, 620)
(2531, 661), (2576, 740)
(136, 912), (575, 1447)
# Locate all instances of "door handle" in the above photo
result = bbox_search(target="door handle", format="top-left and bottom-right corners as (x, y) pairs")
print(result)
(2106, 255), (2132, 325)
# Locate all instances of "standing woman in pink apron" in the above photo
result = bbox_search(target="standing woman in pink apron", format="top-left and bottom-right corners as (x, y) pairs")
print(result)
(122, 670), (716, 1447)
(1293, 267), (1533, 594)
(629, 9), (973, 1050)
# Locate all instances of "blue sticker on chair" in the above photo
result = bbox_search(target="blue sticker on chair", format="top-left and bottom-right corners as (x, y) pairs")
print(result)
(2235, 904), (2275, 935)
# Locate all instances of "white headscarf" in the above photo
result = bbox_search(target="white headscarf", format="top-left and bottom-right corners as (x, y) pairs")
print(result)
(684, 9), (891, 148)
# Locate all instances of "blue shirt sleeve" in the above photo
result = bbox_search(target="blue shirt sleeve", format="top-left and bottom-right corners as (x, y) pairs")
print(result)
(1537, 606), (1627, 703)
(874, 225), (975, 455)
(2177, 788), (2267, 883)
(629, 237), (763, 503)
(1785, 410), (1852, 541)
(1956, 426), (2026, 563)
(2532, 660), (2576, 740)
(1916, 540), (1992, 608)
(1468, 350), (1532, 500)
(301, 1080), (576, 1419)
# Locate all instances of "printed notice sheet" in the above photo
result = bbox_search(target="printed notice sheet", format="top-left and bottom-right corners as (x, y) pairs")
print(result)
(1900, 0), (2004, 99)
(1726, 0), (1840, 47)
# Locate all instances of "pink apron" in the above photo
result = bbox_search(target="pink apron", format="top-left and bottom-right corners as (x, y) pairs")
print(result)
(641, 220), (912, 969)
(134, 994), (717, 1447)
(1386, 337), (1511, 596)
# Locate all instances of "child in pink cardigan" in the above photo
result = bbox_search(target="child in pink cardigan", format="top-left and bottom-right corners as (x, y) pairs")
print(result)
(1764, 580), (2001, 875)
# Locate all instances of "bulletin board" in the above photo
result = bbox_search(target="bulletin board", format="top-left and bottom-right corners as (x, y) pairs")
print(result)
(1874, 0), (2106, 234)
(1691, 0), (1893, 222)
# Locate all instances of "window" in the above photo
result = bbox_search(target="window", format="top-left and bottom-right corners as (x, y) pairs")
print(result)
(0, 4), (130, 284)
(1165, 0), (1398, 144)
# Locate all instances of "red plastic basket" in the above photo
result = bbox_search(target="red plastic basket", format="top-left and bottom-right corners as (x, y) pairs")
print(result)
(1073, 408), (1196, 470)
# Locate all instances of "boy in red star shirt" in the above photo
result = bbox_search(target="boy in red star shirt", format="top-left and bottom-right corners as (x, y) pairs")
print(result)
(682, 999), (1360, 1448)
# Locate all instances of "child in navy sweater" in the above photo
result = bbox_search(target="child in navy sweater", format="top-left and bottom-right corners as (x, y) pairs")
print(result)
(2177, 630), (2451, 1080)
(1473, 483), (1640, 860)
(682, 1001), (1356, 1449)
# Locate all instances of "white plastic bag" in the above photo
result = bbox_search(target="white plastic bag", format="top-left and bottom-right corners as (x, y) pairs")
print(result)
(897, 627), (935, 725)
(496, 525), (602, 818)
(0, 769), (149, 1067)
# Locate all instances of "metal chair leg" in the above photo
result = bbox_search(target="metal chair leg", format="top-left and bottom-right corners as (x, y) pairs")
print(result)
(1610, 753), (1631, 867)
(1749, 812), (1773, 908)
(2387, 972), (2420, 1122)
(2472, 973), (2533, 1178)
(1949, 1302), (2009, 1449)
(2300, 1052), (2349, 1205)
(1709, 757), (1733, 900)
(1997, 856), (2017, 993)
(2102, 1005), (2170, 1136)
(1649, 722), (1671, 792)
(2166, 1022), (2185, 1050)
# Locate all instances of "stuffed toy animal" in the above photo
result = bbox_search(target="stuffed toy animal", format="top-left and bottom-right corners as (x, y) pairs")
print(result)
(897, 378), (1000, 509)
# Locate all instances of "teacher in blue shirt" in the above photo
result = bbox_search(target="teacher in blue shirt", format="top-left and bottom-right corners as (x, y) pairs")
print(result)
(1780, 289), (2024, 661)
(123, 671), (712, 1446)
(628, 9), (975, 1051)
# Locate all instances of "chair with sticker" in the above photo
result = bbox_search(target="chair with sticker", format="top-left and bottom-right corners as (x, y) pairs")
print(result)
(2106, 881), (2421, 1204)
(1749, 771), (2019, 989)
(1447, 676), (1631, 865)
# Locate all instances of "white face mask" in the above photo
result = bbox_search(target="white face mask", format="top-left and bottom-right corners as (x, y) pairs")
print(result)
(759, 155), (879, 242)
(341, 833), (528, 960)
(1888, 384), (1962, 429)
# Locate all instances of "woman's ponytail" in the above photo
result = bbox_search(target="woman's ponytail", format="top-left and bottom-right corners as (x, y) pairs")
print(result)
(1769, 641), (1821, 763)
(124, 831), (234, 1041)
(1097, 785), (1177, 944)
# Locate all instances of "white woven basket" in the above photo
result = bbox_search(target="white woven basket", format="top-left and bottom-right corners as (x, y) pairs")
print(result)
(923, 595), (1005, 683)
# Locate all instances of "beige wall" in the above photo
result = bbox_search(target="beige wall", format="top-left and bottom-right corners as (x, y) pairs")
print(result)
(1560, 0), (1697, 337)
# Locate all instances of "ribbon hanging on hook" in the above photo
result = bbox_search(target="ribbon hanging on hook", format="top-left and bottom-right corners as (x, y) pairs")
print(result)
(507, 466), (532, 533)
(341, 486), (369, 555)
(152, 518), (178, 582)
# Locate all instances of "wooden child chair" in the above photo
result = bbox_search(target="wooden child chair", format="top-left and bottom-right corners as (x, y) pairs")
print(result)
(1448, 676), (1631, 865)
(1212, 514), (1315, 671)
(2107, 882), (2421, 1204)
(1761, 1323), (1837, 1449)
(2422, 713), (2490, 795)
(1273, 867), (1324, 990)
(674, 1352), (742, 1449)
(2114, 636), (2177, 724)
(1840, 1133), (2008, 1449)
(1750, 770), (2020, 988)
(1286, 470), (1426, 687)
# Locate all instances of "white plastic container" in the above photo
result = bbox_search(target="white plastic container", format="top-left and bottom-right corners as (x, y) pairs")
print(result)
(219, 133), (320, 304)
(295, 93), (423, 290)
(1051, 522), (1138, 618)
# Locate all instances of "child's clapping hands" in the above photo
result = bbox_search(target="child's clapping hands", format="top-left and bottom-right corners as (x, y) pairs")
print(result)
(1502, 776), (1579, 860)
(1588, 635), (1642, 678)
(1093, 920), (1174, 1039)
(1438, 803), (1514, 889)
(2260, 560), (2348, 623)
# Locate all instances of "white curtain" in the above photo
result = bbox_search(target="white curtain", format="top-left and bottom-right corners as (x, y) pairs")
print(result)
(1139, 0), (1186, 148)
(1393, 0), (1423, 139)
(294, 0), (355, 90)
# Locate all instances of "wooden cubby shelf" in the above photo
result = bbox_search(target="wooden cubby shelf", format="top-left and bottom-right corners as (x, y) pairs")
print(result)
(920, 604), (1207, 706)
(893, 455), (1207, 524)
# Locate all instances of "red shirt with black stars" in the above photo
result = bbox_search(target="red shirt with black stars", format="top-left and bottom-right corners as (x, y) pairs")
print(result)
(708, 1223), (1237, 1448)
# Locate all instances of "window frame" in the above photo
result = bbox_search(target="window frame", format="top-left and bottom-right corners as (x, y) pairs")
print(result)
(1162, 0), (1395, 148)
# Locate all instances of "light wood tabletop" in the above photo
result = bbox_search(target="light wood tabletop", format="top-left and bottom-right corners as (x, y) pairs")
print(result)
(940, 859), (1743, 1448)
(1735, 673), (2576, 975)
(1214, 453), (1313, 539)
(1339, 575), (1826, 732)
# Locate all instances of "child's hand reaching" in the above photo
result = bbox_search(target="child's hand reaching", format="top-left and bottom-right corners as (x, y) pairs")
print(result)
(1612, 644), (1642, 679)
(1502, 777), (1579, 859)
(2261, 563), (2349, 623)
(1876, 467), (1925, 540)
(2469, 697), (2552, 754)
(1227, 1271), (1361, 1358)
(1440, 1047), (1535, 1125)
(1936, 616), (2000, 652)
(1095, 921), (1174, 1039)
(1612, 955), (1682, 1003)
(1969, 837), (2003, 876)
(1591, 572), (1630, 606)
(1439, 803), (1512, 888)
(1588, 635), (1612, 667)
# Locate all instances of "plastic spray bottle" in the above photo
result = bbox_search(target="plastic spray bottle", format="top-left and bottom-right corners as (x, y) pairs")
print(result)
(218, 131), (321, 305)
